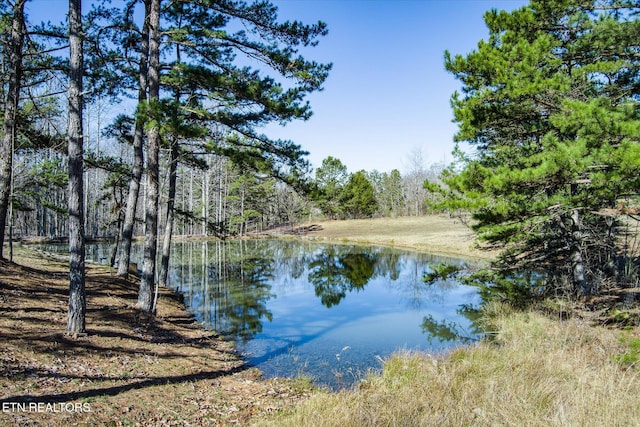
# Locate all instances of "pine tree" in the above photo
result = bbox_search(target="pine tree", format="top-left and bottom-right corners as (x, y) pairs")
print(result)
(135, 0), (330, 312)
(380, 169), (406, 217)
(138, 0), (161, 313)
(340, 170), (377, 219)
(116, 0), (150, 278)
(441, 0), (640, 297)
(67, 0), (86, 334)
(314, 156), (348, 219)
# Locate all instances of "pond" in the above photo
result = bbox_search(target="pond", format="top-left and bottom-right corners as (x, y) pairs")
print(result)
(40, 239), (483, 390)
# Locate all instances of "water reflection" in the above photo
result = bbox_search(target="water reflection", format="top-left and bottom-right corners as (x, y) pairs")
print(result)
(170, 241), (275, 342)
(421, 314), (478, 345)
(308, 247), (379, 307)
(164, 239), (481, 389)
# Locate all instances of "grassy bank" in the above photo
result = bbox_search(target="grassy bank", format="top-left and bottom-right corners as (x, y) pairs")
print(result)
(258, 304), (640, 426)
(294, 216), (498, 260)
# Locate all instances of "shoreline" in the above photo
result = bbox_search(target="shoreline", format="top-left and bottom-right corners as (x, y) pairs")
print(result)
(2, 215), (639, 425)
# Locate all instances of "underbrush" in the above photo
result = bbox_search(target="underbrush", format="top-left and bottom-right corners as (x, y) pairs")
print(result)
(257, 303), (640, 427)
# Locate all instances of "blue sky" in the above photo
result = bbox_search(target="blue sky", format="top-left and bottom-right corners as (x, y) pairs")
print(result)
(26, 0), (527, 174)
(268, 0), (528, 174)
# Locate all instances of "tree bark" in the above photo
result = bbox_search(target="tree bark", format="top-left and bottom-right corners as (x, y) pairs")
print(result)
(67, 0), (86, 335)
(158, 139), (178, 290)
(138, 0), (161, 312)
(117, 0), (150, 277)
(0, 0), (26, 260)
(570, 208), (588, 296)
(158, 34), (182, 292)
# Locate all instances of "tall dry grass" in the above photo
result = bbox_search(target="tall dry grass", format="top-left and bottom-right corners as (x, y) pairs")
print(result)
(256, 304), (640, 426)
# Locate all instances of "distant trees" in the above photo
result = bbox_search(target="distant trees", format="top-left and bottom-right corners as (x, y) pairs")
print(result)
(340, 171), (377, 219)
(311, 155), (444, 220)
(373, 169), (405, 217)
(433, 0), (640, 297)
(313, 158), (379, 219)
(314, 156), (348, 218)
(403, 148), (429, 216)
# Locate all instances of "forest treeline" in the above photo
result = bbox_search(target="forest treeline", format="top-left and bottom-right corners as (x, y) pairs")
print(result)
(2, 0), (640, 334)
(2, 2), (442, 245)
(10, 147), (443, 241)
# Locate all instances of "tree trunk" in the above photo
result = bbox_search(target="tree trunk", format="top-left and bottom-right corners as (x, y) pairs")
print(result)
(189, 169), (194, 235)
(202, 169), (208, 236)
(570, 208), (588, 296)
(158, 139), (178, 290)
(138, 0), (161, 313)
(158, 34), (182, 291)
(67, 0), (86, 335)
(0, 0), (26, 260)
(117, 0), (150, 277)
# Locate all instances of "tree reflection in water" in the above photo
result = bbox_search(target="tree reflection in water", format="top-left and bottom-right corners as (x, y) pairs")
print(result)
(170, 240), (275, 342)
(308, 246), (381, 307)
(421, 314), (478, 345)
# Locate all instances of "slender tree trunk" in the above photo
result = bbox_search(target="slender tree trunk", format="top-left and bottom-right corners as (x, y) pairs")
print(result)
(217, 160), (223, 230)
(0, 0), (26, 260)
(84, 108), (90, 235)
(110, 185), (124, 268)
(138, 0), (161, 312)
(117, 0), (150, 277)
(571, 208), (588, 296)
(189, 169), (194, 235)
(202, 171), (207, 236)
(110, 220), (121, 268)
(67, 0), (86, 335)
(158, 139), (178, 289)
(181, 168), (186, 236)
(240, 186), (245, 237)
(158, 34), (182, 291)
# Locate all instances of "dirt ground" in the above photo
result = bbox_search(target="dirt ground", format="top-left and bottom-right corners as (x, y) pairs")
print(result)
(0, 248), (313, 426)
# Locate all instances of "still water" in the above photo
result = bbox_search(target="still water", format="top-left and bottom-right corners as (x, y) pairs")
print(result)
(43, 239), (483, 390)
(164, 239), (483, 390)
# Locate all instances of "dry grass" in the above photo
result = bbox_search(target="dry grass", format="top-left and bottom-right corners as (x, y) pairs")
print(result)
(293, 215), (498, 260)
(257, 303), (640, 426)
